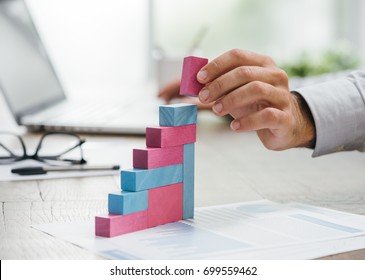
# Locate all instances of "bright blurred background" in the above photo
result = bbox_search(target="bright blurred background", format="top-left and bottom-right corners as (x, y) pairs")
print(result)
(21, 0), (365, 94)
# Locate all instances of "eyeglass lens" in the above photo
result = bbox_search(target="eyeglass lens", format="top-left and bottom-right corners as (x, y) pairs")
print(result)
(0, 133), (25, 163)
(36, 133), (85, 164)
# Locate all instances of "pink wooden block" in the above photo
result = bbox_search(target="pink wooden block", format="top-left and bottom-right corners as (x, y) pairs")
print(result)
(133, 146), (183, 169)
(180, 56), (208, 97)
(95, 210), (148, 237)
(146, 124), (196, 148)
(148, 183), (183, 228)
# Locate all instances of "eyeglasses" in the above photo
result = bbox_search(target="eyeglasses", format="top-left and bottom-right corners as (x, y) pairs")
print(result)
(0, 132), (87, 165)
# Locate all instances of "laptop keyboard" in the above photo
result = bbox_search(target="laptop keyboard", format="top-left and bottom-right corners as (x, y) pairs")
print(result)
(23, 94), (161, 133)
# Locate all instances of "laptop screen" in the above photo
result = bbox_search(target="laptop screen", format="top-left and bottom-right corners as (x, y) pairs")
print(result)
(0, 0), (65, 122)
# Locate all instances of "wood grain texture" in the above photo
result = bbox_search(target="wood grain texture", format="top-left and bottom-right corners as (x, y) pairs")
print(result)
(133, 146), (183, 169)
(95, 210), (148, 237)
(0, 200), (107, 259)
(146, 124), (196, 148)
(159, 103), (198, 127)
(121, 164), (183, 192)
(0, 181), (41, 202)
(108, 190), (148, 215)
(180, 56), (208, 97)
(147, 183), (183, 228)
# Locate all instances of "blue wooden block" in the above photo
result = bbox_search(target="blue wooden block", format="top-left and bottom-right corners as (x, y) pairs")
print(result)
(159, 104), (197, 127)
(121, 164), (183, 192)
(183, 143), (195, 219)
(108, 190), (148, 215)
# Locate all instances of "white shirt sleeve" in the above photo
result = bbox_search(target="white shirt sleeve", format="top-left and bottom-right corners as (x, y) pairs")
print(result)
(294, 71), (365, 157)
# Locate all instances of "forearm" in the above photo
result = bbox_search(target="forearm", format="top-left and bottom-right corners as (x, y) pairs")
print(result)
(294, 71), (365, 157)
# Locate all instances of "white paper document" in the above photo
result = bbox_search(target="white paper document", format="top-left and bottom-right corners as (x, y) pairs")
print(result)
(33, 200), (365, 259)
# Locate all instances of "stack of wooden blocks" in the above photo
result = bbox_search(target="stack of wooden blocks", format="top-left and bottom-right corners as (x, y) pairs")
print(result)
(95, 56), (208, 238)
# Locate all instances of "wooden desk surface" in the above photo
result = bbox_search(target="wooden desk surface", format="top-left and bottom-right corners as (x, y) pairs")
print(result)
(1, 103), (365, 259)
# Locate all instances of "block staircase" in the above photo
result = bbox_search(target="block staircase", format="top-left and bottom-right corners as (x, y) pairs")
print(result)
(95, 103), (197, 237)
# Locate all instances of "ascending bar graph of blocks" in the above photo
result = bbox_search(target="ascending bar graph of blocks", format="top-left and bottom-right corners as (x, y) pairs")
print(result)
(95, 56), (207, 238)
(95, 103), (198, 237)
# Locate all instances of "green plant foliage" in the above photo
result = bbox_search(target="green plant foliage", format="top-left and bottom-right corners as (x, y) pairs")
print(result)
(281, 48), (360, 78)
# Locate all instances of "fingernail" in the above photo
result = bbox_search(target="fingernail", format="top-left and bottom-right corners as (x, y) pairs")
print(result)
(213, 103), (223, 114)
(199, 89), (210, 101)
(197, 70), (208, 82)
(231, 121), (240, 130)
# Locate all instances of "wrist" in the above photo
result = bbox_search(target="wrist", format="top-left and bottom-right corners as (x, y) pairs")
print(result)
(291, 91), (316, 148)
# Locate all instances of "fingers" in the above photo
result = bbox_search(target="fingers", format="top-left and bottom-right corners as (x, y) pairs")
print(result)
(197, 49), (276, 85)
(158, 79), (181, 103)
(229, 108), (296, 151)
(197, 102), (214, 110)
(211, 81), (289, 117)
(179, 97), (214, 111)
(230, 107), (289, 133)
(199, 65), (288, 104)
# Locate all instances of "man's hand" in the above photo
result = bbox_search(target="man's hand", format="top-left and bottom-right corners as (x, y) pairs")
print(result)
(197, 49), (316, 150)
(158, 79), (181, 104)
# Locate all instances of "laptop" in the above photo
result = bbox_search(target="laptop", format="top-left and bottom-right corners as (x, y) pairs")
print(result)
(0, 0), (160, 135)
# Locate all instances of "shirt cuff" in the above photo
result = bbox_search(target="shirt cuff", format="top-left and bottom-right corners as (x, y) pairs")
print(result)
(294, 72), (365, 157)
